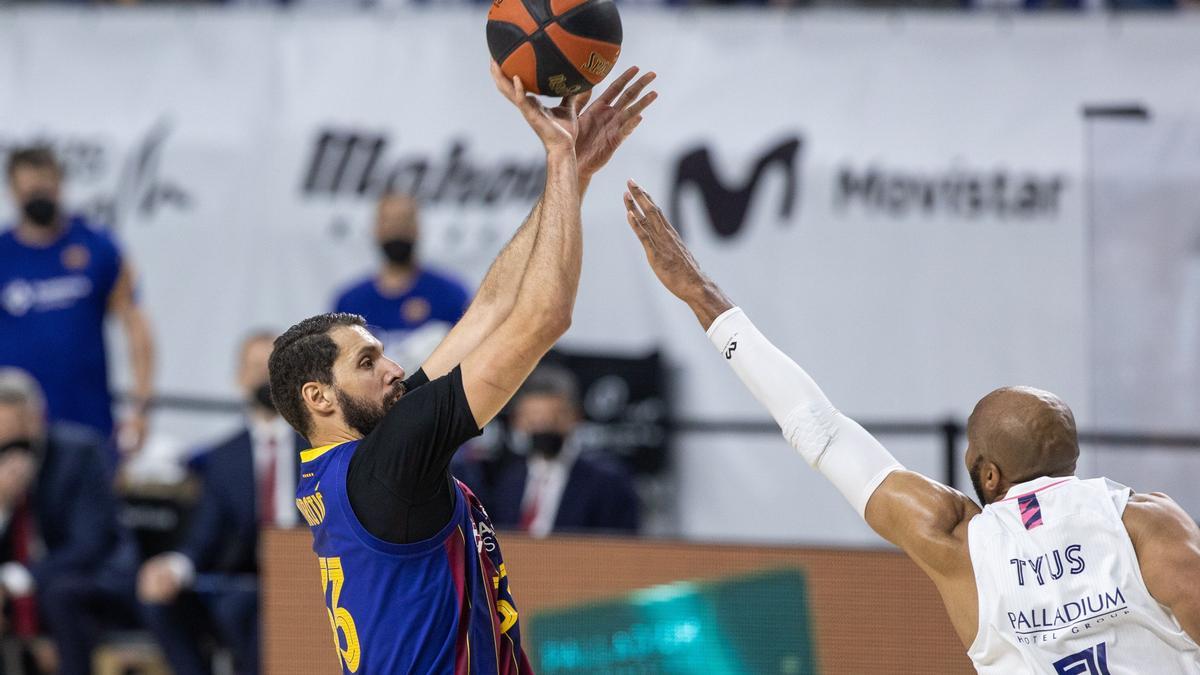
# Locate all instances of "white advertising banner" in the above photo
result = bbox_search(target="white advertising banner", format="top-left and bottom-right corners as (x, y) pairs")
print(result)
(2, 9), (1199, 541)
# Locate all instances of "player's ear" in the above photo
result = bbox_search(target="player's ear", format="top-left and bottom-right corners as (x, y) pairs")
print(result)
(983, 461), (1004, 498)
(301, 381), (336, 418)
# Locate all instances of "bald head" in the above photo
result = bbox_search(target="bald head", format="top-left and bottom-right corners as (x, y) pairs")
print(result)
(965, 386), (1079, 504)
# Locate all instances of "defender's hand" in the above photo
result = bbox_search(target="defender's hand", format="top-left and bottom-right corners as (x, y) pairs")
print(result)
(491, 61), (584, 153)
(575, 67), (657, 180)
(624, 180), (711, 302)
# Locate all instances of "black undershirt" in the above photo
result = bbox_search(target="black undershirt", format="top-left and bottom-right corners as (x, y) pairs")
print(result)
(345, 367), (481, 544)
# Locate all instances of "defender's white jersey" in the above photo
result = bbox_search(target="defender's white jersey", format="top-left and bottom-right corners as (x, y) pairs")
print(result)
(967, 475), (1200, 674)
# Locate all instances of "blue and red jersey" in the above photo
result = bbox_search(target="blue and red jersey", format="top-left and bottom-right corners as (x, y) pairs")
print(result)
(296, 439), (532, 674)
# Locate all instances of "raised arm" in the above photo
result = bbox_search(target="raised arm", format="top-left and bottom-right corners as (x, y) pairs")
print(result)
(623, 181), (980, 572)
(457, 70), (584, 429)
(420, 65), (656, 380)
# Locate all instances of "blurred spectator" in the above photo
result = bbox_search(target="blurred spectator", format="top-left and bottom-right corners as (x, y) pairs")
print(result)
(480, 364), (640, 537)
(0, 368), (139, 675)
(0, 147), (156, 459)
(137, 331), (302, 675)
(333, 192), (470, 369)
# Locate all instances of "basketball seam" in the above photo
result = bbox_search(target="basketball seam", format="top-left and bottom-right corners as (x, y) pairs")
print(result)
(490, 21), (531, 64)
(493, 0), (617, 65)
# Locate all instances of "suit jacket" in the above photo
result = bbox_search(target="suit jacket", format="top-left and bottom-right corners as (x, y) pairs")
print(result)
(0, 424), (137, 588)
(486, 451), (640, 535)
(180, 427), (302, 575)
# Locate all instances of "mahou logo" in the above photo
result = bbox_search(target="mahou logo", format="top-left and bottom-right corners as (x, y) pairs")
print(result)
(669, 135), (803, 239)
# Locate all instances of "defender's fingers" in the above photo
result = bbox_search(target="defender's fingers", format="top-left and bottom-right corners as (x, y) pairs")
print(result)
(615, 71), (657, 110)
(596, 66), (640, 106)
(627, 180), (661, 220)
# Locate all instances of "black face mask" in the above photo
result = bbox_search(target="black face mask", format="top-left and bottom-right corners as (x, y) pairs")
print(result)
(252, 382), (276, 413)
(380, 238), (416, 266)
(528, 432), (566, 459)
(22, 196), (59, 228)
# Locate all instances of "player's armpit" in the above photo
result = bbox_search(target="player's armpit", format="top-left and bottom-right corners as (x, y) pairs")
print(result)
(1123, 492), (1200, 644)
(864, 470), (980, 578)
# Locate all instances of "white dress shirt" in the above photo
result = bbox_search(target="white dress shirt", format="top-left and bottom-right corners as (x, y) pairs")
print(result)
(519, 436), (580, 539)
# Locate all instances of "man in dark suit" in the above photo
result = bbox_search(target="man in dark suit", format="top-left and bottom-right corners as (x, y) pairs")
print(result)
(138, 332), (302, 675)
(483, 364), (640, 537)
(0, 368), (139, 675)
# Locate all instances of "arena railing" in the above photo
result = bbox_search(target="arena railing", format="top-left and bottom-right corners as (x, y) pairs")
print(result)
(126, 392), (1200, 490)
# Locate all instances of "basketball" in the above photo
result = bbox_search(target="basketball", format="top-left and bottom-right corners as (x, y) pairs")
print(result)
(487, 0), (622, 97)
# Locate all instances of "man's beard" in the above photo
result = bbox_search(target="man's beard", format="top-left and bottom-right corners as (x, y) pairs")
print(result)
(336, 380), (405, 436)
(969, 456), (987, 505)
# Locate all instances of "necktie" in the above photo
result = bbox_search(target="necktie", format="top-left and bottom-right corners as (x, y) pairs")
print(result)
(519, 471), (545, 533)
(259, 436), (277, 527)
(11, 498), (39, 637)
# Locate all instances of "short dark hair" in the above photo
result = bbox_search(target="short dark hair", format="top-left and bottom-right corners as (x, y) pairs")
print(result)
(514, 363), (580, 410)
(268, 313), (366, 438)
(6, 146), (61, 181)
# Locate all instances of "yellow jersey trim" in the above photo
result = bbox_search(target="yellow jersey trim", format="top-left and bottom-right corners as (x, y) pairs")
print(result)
(300, 443), (338, 464)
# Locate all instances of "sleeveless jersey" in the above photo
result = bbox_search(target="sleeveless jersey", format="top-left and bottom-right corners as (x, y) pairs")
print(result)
(967, 475), (1200, 674)
(295, 440), (532, 674)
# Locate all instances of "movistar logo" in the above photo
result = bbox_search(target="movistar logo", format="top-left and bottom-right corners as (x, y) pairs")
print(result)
(669, 135), (802, 239)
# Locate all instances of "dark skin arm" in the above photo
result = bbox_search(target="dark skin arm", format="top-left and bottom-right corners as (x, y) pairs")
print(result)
(1123, 492), (1200, 643)
(624, 180), (983, 647)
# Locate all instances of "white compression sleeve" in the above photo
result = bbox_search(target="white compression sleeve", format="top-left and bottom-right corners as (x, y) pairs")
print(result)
(706, 307), (903, 517)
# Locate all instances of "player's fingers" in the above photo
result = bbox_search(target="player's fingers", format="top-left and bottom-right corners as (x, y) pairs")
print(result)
(491, 61), (512, 94)
(513, 75), (531, 104)
(596, 66), (640, 106)
(623, 91), (658, 121)
(627, 179), (662, 223)
(569, 89), (591, 115)
(615, 71), (657, 110)
(623, 190), (645, 221)
(617, 115), (643, 141)
(625, 207), (657, 254)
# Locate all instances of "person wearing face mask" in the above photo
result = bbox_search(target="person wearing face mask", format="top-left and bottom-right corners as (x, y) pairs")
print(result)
(332, 192), (471, 369)
(137, 332), (303, 675)
(0, 368), (140, 675)
(0, 146), (157, 459)
(480, 364), (640, 538)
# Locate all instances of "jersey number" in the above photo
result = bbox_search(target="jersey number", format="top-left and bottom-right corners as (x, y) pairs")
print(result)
(1053, 642), (1111, 675)
(319, 556), (362, 673)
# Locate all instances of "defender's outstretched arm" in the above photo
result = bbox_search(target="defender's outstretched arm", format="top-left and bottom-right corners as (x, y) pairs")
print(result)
(623, 181), (980, 573)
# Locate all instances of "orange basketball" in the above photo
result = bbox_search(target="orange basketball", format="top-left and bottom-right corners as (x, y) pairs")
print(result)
(487, 0), (622, 97)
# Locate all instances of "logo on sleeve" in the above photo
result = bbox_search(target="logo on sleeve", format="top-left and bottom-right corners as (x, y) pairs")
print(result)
(723, 334), (738, 360)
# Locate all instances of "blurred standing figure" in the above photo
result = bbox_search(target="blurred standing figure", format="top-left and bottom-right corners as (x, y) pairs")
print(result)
(0, 147), (156, 456)
(484, 364), (640, 537)
(333, 193), (470, 368)
(138, 332), (302, 675)
(0, 368), (139, 675)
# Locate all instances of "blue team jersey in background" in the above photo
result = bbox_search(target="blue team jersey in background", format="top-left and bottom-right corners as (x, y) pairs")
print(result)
(296, 440), (531, 675)
(334, 268), (470, 337)
(0, 216), (123, 437)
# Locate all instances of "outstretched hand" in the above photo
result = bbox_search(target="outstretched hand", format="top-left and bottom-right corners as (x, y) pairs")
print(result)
(624, 180), (710, 302)
(491, 62), (584, 153)
(575, 67), (658, 180)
